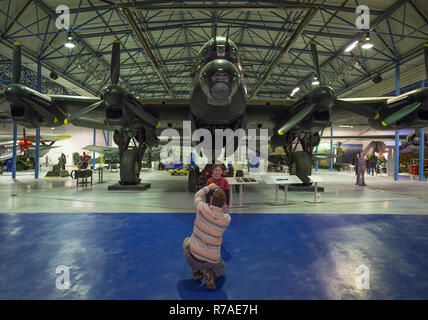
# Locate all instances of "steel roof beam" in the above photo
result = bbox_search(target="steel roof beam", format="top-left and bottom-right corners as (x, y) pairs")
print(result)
(122, 8), (176, 98)
(84, 2), (382, 15)
(296, 0), (411, 92)
(248, 8), (317, 99)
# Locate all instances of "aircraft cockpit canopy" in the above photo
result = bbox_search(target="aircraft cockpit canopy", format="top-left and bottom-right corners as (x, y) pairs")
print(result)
(197, 36), (240, 66)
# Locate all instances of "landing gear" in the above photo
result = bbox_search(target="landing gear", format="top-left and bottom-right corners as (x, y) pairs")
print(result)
(280, 132), (320, 186)
(120, 149), (141, 185)
(188, 167), (198, 192)
(291, 151), (311, 184)
(109, 129), (151, 190)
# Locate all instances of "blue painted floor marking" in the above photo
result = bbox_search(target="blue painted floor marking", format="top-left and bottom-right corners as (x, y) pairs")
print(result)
(0, 213), (427, 299)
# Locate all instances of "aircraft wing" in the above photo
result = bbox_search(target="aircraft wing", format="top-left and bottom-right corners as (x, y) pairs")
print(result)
(83, 145), (118, 156)
(333, 88), (428, 129)
(0, 133), (71, 142)
(320, 135), (408, 141)
(83, 144), (161, 162)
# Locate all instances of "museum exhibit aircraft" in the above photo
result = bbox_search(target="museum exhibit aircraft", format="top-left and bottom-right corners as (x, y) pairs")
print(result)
(321, 132), (428, 151)
(4, 37), (428, 186)
(0, 130), (70, 164)
(83, 144), (162, 164)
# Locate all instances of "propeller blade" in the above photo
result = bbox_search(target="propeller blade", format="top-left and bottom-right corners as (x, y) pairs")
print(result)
(111, 40), (120, 85)
(12, 42), (21, 84)
(126, 101), (159, 128)
(66, 100), (103, 123)
(399, 141), (413, 150)
(277, 103), (315, 135)
(381, 102), (421, 127)
(310, 41), (321, 83)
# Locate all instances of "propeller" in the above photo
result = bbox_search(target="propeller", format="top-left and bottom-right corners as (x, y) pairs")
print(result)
(310, 41), (321, 84)
(65, 100), (103, 123)
(380, 102), (421, 127)
(126, 101), (160, 128)
(12, 42), (58, 123)
(111, 40), (120, 85)
(12, 42), (21, 84)
(277, 103), (315, 135)
(66, 40), (121, 123)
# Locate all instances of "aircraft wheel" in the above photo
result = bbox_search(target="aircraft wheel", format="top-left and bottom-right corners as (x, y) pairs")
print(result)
(120, 149), (141, 185)
(292, 151), (312, 185)
(188, 168), (197, 192)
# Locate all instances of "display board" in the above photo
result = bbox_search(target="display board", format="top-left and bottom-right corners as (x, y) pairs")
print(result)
(261, 175), (302, 185)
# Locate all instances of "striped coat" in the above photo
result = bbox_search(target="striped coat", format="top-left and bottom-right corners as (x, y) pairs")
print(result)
(189, 186), (231, 264)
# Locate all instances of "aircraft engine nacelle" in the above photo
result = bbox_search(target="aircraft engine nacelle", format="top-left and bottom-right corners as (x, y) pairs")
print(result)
(288, 86), (335, 133)
(6, 84), (65, 128)
(406, 133), (428, 148)
(102, 85), (159, 133)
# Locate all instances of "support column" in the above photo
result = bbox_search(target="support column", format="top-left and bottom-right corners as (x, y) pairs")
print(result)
(35, 60), (41, 179)
(394, 60), (400, 181)
(93, 129), (96, 170)
(12, 122), (17, 179)
(420, 128), (425, 181)
(394, 130), (400, 181)
(103, 130), (110, 146)
(330, 126), (333, 172)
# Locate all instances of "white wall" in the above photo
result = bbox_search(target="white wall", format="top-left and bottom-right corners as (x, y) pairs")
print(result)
(0, 122), (111, 167)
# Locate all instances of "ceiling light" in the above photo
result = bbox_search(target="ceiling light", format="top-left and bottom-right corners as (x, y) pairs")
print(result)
(290, 87), (300, 97)
(64, 33), (75, 49)
(361, 32), (374, 49)
(312, 76), (320, 86)
(344, 40), (359, 53)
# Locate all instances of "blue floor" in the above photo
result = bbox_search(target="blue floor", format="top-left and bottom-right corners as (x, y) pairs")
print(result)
(0, 212), (428, 299)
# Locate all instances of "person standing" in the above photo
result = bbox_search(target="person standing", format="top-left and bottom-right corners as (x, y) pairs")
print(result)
(79, 152), (91, 169)
(370, 153), (378, 176)
(366, 154), (372, 175)
(356, 152), (367, 186)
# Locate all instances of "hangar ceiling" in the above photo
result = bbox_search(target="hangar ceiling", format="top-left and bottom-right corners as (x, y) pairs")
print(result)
(0, 0), (427, 102)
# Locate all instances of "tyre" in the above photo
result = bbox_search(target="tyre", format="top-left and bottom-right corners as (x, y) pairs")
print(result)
(120, 149), (141, 185)
(291, 151), (312, 185)
(235, 169), (244, 192)
(188, 168), (197, 192)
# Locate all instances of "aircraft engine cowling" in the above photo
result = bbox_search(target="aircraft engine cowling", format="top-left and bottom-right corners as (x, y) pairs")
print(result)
(102, 85), (159, 133)
(6, 84), (64, 128)
(406, 133), (428, 147)
(282, 86), (335, 134)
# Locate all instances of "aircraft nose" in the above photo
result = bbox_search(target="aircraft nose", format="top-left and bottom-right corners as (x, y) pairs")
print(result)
(211, 81), (231, 99)
(199, 59), (239, 101)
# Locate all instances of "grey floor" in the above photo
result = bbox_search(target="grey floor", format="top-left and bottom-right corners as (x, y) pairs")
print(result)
(1, 167), (427, 215)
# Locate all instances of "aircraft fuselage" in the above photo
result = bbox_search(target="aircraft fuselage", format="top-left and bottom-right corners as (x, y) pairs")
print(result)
(188, 37), (247, 126)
